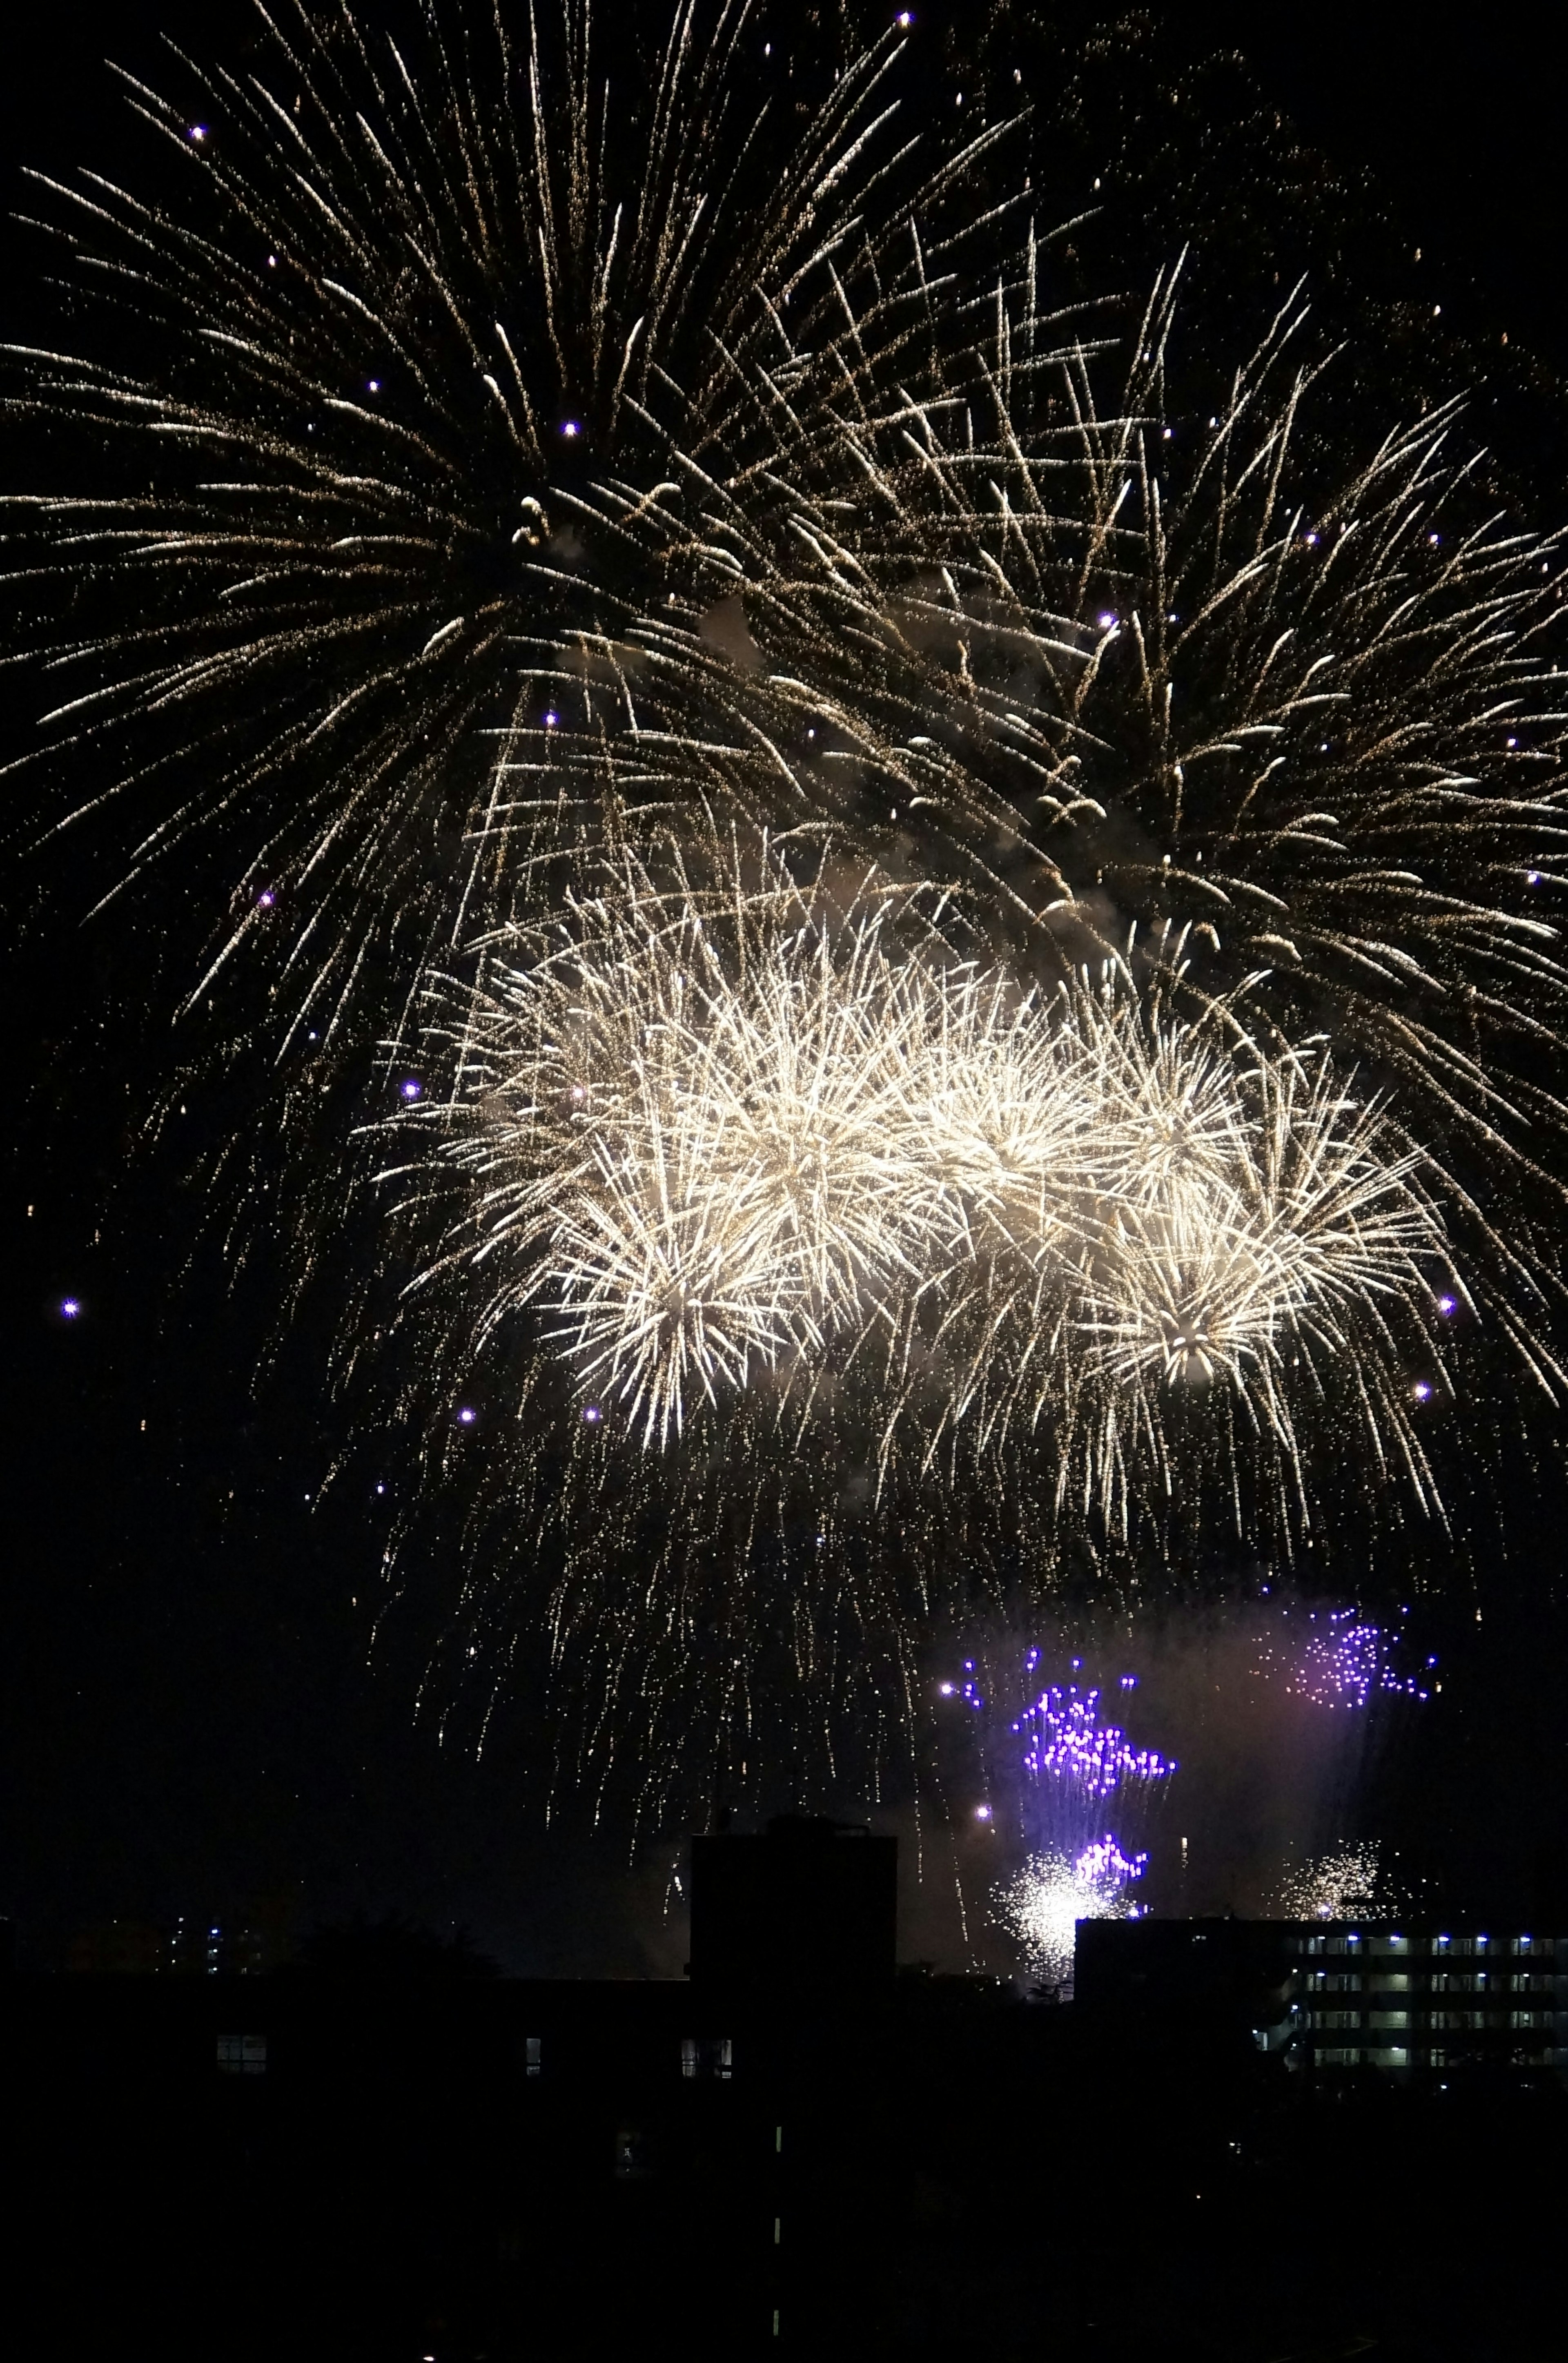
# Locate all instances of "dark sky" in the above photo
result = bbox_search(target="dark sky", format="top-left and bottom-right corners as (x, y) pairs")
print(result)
(3, 2), (1566, 1975)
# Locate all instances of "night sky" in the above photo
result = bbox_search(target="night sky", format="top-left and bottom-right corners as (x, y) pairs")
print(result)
(4, 1), (1567, 1977)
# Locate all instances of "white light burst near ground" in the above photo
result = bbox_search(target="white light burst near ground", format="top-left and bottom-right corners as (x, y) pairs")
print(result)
(999, 1840), (1149, 1989)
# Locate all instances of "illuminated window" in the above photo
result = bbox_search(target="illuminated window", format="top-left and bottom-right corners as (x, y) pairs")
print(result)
(524, 2036), (542, 2078)
(680, 2036), (733, 2080)
(613, 2125), (652, 2180)
(216, 2033), (266, 2077)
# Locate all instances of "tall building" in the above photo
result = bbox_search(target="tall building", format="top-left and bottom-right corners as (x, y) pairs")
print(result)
(688, 1813), (898, 1987)
(1076, 1917), (1568, 2078)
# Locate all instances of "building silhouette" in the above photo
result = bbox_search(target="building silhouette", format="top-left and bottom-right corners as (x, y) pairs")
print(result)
(7, 1855), (1568, 2358)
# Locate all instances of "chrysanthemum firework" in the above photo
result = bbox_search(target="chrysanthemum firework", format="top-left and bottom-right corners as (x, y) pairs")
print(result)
(381, 849), (1454, 1532)
(0, 0), (1029, 1139)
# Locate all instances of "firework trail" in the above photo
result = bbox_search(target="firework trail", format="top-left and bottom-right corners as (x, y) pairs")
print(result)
(6, 0), (1568, 1802)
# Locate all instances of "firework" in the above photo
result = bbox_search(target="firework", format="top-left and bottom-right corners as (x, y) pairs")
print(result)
(1013, 1683), (1175, 1801)
(1293, 1612), (1434, 1708)
(1, 0), (1029, 1157)
(998, 1841), (1149, 1989)
(951, 1645), (1171, 1979)
(8, 0), (1568, 1804)
(384, 851), (1455, 1531)
(1271, 1841), (1400, 1921)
